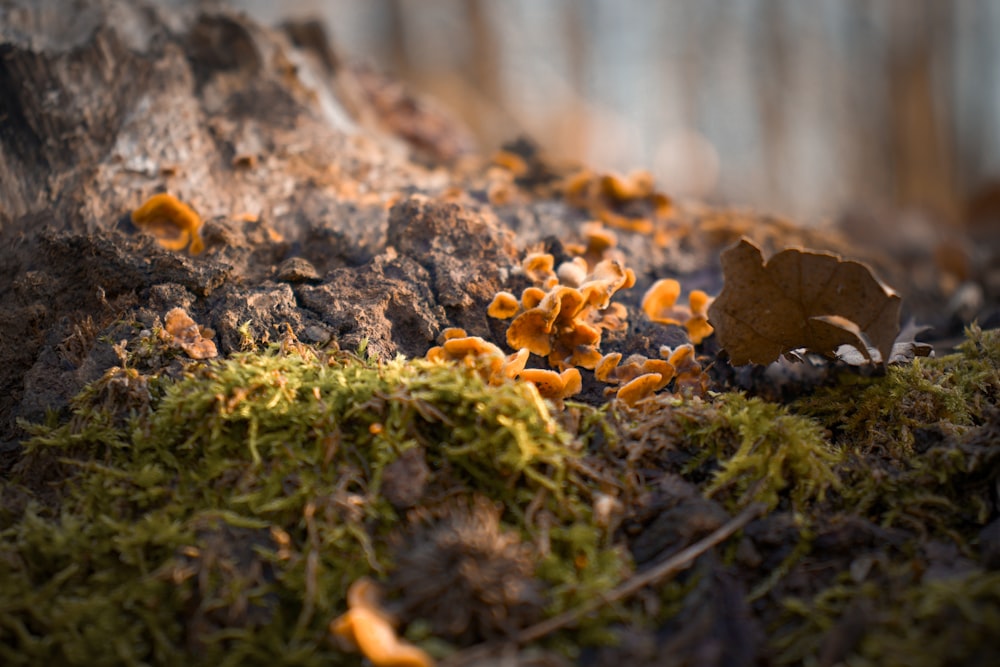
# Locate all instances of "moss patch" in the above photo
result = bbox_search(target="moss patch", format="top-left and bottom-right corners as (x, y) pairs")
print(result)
(1, 345), (632, 665)
(3, 329), (1000, 665)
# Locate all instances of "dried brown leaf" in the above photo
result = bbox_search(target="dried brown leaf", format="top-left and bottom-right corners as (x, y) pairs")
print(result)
(708, 238), (901, 366)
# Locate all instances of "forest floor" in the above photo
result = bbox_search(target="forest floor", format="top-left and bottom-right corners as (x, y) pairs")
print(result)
(1, 2), (999, 666)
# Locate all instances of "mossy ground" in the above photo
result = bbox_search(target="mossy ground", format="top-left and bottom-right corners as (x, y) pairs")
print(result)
(2, 327), (999, 665)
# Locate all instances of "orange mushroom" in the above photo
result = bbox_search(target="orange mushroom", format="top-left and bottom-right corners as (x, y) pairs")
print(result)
(492, 149), (529, 176)
(440, 327), (467, 342)
(507, 309), (556, 357)
(642, 280), (716, 344)
(520, 367), (582, 401)
(131, 193), (205, 255)
(562, 169), (596, 208)
(521, 286), (547, 310)
(595, 352), (622, 383)
(428, 332), (532, 387)
(641, 279), (685, 325)
(330, 578), (434, 667)
(685, 290), (715, 344)
(487, 291), (520, 319)
(616, 372), (664, 405)
(640, 359), (675, 390)
(660, 344), (711, 396)
(522, 252), (557, 285)
(162, 307), (217, 359)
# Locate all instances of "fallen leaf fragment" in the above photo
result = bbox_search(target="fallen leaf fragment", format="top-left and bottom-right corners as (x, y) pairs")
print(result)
(162, 308), (217, 359)
(708, 239), (901, 366)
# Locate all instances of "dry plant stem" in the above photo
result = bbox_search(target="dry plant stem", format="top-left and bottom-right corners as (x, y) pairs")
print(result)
(444, 502), (766, 664)
(518, 501), (766, 642)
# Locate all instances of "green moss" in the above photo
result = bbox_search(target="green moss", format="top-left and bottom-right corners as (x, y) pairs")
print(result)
(793, 326), (1000, 541)
(675, 393), (842, 511)
(796, 325), (1000, 457)
(1, 345), (621, 665)
(773, 568), (1000, 667)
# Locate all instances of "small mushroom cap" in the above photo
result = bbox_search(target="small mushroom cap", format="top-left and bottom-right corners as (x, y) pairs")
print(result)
(561, 321), (602, 349)
(441, 327), (467, 341)
(131, 193), (204, 255)
(507, 309), (554, 356)
(493, 149), (529, 176)
(600, 173), (638, 201)
(520, 367), (582, 400)
(521, 286), (547, 309)
(569, 345), (603, 370)
(595, 302), (628, 332)
(685, 316), (714, 345)
(500, 348), (530, 379)
(522, 252), (555, 283)
(558, 367), (583, 397)
(581, 221), (617, 254)
(595, 352), (622, 383)
(580, 261), (628, 309)
(519, 368), (563, 398)
(550, 286), (586, 325)
(616, 372), (663, 405)
(164, 307), (217, 359)
(661, 343), (697, 370)
(641, 279), (683, 322)
(442, 336), (503, 359)
(487, 291), (520, 319)
(613, 354), (649, 384)
(640, 359), (675, 390)
(562, 169), (595, 206)
(689, 290), (713, 317)
(622, 268), (637, 290)
(331, 578), (435, 667)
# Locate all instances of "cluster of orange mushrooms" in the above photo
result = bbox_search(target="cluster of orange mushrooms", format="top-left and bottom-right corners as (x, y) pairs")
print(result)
(428, 221), (714, 406)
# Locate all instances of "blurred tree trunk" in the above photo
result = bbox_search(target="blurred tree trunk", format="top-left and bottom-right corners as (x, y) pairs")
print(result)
(887, 1), (959, 225)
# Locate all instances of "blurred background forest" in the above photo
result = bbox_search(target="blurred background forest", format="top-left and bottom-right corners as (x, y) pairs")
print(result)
(231, 0), (1000, 235)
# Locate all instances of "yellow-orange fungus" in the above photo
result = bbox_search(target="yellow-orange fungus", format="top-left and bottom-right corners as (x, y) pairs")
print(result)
(616, 373), (663, 405)
(663, 343), (696, 369)
(442, 337), (498, 358)
(595, 352), (622, 382)
(487, 291), (520, 319)
(441, 327), (466, 341)
(492, 149), (529, 176)
(162, 307), (217, 359)
(500, 348), (530, 379)
(521, 286), (547, 309)
(570, 345), (603, 369)
(131, 193), (205, 255)
(522, 252), (555, 283)
(643, 280), (715, 343)
(641, 359), (675, 390)
(507, 310), (555, 356)
(641, 279), (682, 323)
(686, 316), (715, 345)
(520, 367), (582, 401)
(330, 578), (434, 667)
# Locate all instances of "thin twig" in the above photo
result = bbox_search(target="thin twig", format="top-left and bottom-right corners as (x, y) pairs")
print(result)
(442, 502), (766, 665)
(516, 501), (766, 643)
